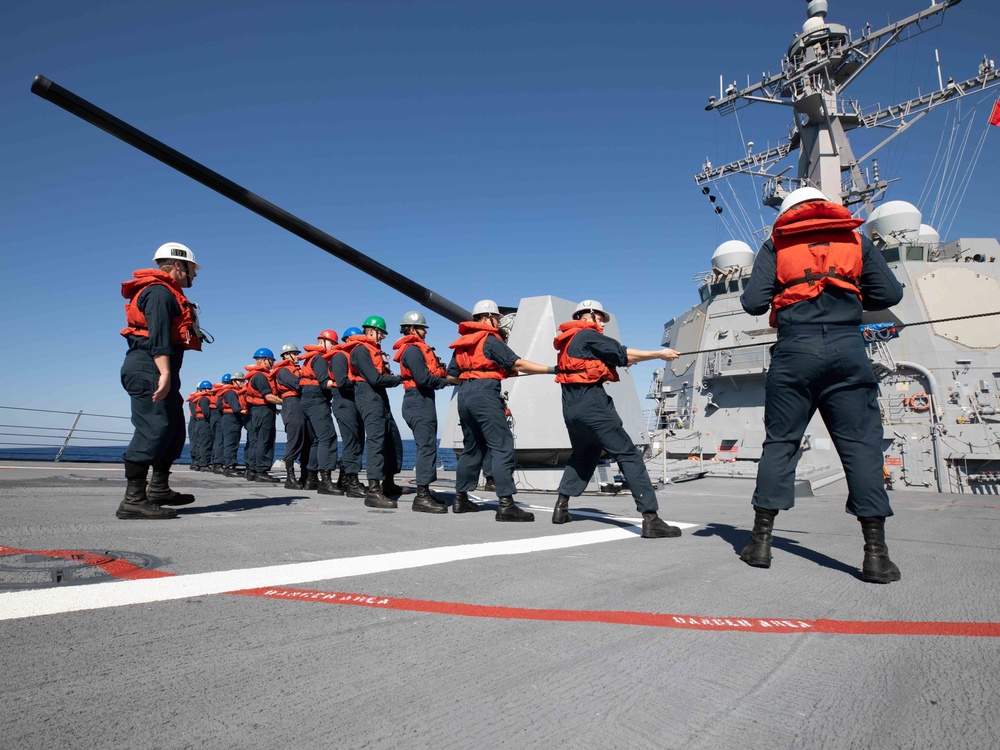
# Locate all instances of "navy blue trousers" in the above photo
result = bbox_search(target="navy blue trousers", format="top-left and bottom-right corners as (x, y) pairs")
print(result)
(753, 325), (892, 518)
(401, 388), (439, 486)
(121, 351), (185, 468)
(280, 396), (313, 467)
(557, 387), (659, 514)
(331, 393), (365, 474)
(248, 405), (277, 473)
(302, 397), (337, 471)
(221, 412), (243, 467)
(455, 384), (516, 497)
(355, 383), (401, 481)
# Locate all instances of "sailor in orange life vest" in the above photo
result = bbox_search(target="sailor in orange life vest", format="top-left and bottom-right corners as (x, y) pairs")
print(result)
(346, 316), (406, 508)
(185, 382), (210, 471)
(117, 241), (204, 520)
(195, 380), (217, 472)
(298, 331), (344, 495)
(207, 376), (226, 473)
(244, 347), (284, 483)
(447, 299), (553, 521)
(217, 370), (247, 476)
(392, 311), (450, 514)
(739, 187), (904, 583)
(328, 327), (367, 499)
(552, 300), (684, 538)
(273, 343), (314, 490)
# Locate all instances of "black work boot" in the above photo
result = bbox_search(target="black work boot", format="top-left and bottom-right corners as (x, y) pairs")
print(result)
(213, 464), (225, 475)
(382, 475), (405, 496)
(147, 465), (196, 506)
(284, 462), (301, 490)
(303, 469), (319, 491)
(482, 476), (496, 492)
(336, 468), (347, 493)
(189, 463), (199, 471)
(224, 465), (240, 477)
(641, 512), (681, 538)
(364, 480), (397, 508)
(452, 490), (481, 513)
(246, 469), (257, 482)
(116, 461), (177, 520)
(412, 485), (448, 514)
(496, 496), (534, 522)
(739, 506), (778, 567)
(345, 473), (366, 499)
(552, 494), (573, 524)
(317, 470), (345, 496)
(255, 470), (280, 484)
(859, 517), (901, 584)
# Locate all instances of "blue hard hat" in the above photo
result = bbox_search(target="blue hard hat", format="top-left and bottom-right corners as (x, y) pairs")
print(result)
(343, 327), (363, 338)
(253, 347), (275, 359)
(221, 374), (232, 384)
(198, 380), (212, 389)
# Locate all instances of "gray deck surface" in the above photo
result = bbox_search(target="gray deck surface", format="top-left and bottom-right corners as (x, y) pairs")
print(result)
(1, 461), (998, 749)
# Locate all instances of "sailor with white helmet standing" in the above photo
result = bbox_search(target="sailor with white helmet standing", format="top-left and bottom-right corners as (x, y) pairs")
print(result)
(739, 186), (904, 583)
(392, 311), (450, 514)
(551, 300), (683, 538)
(117, 241), (204, 519)
(447, 299), (551, 521)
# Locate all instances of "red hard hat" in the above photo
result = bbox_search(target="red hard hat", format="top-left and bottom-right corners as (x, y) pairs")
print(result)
(318, 329), (339, 343)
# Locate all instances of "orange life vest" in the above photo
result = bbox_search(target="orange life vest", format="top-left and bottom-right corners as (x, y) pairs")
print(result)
(449, 322), (510, 380)
(243, 364), (278, 406)
(553, 320), (620, 385)
(297, 346), (326, 387)
(271, 359), (301, 398)
(769, 200), (865, 327)
(392, 335), (447, 389)
(187, 390), (207, 419)
(120, 269), (203, 351)
(343, 336), (389, 383)
(216, 384), (248, 414)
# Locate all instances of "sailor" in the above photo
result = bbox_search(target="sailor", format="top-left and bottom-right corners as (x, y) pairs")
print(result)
(244, 347), (283, 483)
(346, 316), (405, 508)
(739, 187), (904, 583)
(298, 330), (343, 495)
(185, 384), (206, 470)
(447, 299), (552, 521)
(207, 377), (226, 473)
(551, 300), (683, 538)
(195, 380), (217, 473)
(392, 311), (450, 514)
(273, 342), (312, 490)
(117, 241), (203, 520)
(218, 369), (247, 476)
(328, 327), (367, 499)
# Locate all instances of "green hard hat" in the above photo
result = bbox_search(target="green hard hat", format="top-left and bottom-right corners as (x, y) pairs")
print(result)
(362, 315), (388, 334)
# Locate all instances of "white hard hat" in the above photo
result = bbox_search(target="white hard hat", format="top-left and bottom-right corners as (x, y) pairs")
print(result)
(230, 368), (245, 380)
(153, 242), (200, 269)
(472, 299), (500, 317)
(573, 299), (610, 321)
(280, 343), (300, 355)
(779, 187), (828, 216)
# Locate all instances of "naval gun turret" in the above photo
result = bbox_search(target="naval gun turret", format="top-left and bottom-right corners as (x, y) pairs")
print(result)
(30, 76), (649, 491)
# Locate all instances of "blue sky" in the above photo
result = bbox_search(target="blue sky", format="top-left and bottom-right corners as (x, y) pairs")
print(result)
(3, 0), (999, 441)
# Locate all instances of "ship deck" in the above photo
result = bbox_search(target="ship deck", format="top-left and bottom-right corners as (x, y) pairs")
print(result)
(2, 460), (998, 749)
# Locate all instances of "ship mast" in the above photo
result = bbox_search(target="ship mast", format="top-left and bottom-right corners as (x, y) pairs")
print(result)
(695, 0), (999, 215)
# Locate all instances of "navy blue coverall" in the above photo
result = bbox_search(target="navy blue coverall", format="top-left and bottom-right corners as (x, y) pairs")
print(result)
(447, 337), (520, 497)
(399, 344), (449, 486)
(301, 355), (337, 473)
(276, 365), (312, 469)
(247, 372), (278, 474)
(350, 345), (403, 481)
(121, 285), (186, 469)
(555, 329), (660, 514)
(220, 389), (244, 468)
(329, 352), (365, 475)
(740, 233), (904, 517)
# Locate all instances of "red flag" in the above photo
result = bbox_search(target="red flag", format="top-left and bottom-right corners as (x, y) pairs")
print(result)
(990, 100), (1000, 127)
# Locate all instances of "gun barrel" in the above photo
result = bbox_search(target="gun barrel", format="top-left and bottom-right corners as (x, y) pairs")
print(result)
(31, 75), (472, 324)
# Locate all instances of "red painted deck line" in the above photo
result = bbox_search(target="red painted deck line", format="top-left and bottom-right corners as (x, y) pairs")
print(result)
(4, 545), (998, 638)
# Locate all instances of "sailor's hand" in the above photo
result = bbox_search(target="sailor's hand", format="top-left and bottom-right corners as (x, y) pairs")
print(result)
(152, 373), (171, 402)
(659, 349), (680, 361)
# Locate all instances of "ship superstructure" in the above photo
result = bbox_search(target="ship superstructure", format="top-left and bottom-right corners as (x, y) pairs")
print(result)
(647, 0), (1000, 494)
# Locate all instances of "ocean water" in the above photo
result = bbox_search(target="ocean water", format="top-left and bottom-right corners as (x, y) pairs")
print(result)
(0, 441), (459, 471)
